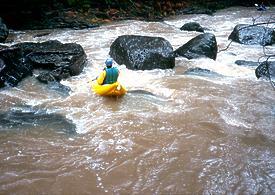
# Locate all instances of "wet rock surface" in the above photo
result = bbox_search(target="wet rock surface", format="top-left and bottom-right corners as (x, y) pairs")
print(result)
(0, 40), (87, 88)
(0, 106), (76, 135)
(235, 60), (259, 67)
(255, 61), (275, 85)
(229, 24), (275, 46)
(0, 47), (32, 87)
(174, 33), (218, 60)
(109, 35), (175, 70)
(180, 22), (205, 32)
(0, 17), (9, 42)
(183, 67), (223, 78)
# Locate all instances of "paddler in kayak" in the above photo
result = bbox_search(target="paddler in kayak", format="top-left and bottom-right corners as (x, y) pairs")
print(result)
(96, 58), (119, 85)
(91, 58), (126, 96)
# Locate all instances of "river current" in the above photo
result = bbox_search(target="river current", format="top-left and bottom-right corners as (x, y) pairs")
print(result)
(0, 7), (274, 194)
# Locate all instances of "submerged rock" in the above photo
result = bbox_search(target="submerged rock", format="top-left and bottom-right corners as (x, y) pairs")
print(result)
(174, 33), (217, 60)
(0, 106), (76, 135)
(47, 81), (72, 96)
(229, 24), (275, 46)
(235, 60), (259, 67)
(183, 67), (223, 78)
(127, 89), (155, 96)
(180, 22), (204, 32)
(109, 35), (175, 70)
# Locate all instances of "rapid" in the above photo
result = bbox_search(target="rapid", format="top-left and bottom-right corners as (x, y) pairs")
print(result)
(0, 7), (274, 194)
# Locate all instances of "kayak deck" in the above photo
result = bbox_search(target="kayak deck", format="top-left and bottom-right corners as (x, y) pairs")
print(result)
(91, 81), (127, 96)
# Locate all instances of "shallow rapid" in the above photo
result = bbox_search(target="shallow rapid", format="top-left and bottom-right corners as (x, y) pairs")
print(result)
(0, 7), (274, 194)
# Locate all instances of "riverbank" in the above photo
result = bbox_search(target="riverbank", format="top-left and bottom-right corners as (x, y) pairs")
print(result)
(0, 0), (265, 30)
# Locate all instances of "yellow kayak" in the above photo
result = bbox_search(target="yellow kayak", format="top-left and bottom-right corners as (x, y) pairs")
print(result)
(91, 81), (127, 96)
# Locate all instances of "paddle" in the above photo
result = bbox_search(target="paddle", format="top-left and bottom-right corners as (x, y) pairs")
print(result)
(87, 77), (97, 84)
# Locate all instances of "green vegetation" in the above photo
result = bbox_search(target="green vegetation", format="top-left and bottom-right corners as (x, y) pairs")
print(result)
(0, 0), (269, 30)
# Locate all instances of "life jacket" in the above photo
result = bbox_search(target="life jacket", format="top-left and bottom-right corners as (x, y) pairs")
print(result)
(103, 67), (119, 84)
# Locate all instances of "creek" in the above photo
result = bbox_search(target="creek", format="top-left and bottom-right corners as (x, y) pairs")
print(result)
(0, 6), (274, 194)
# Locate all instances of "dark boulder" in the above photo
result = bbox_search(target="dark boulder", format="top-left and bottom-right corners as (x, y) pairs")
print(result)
(14, 40), (87, 75)
(229, 24), (275, 46)
(174, 33), (217, 60)
(255, 61), (275, 85)
(270, 63), (275, 83)
(0, 47), (32, 87)
(109, 35), (175, 70)
(0, 17), (9, 43)
(180, 22), (204, 32)
(0, 40), (87, 88)
(13, 40), (87, 82)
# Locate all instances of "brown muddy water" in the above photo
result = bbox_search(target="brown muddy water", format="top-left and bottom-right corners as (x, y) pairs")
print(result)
(0, 7), (274, 195)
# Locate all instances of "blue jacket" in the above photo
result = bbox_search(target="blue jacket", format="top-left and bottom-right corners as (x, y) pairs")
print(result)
(103, 67), (119, 84)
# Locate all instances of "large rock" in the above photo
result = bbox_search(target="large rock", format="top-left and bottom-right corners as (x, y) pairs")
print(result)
(14, 40), (87, 82)
(174, 33), (217, 60)
(0, 47), (32, 87)
(109, 35), (175, 70)
(0, 17), (9, 43)
(229, 24), (275, 46)
(0, 40), (87, 88)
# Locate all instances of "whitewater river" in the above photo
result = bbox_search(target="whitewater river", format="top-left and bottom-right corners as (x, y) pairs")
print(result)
(0, 6), (274, 194)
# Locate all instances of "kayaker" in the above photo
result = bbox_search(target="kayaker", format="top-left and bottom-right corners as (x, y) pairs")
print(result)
(96, 58), (120, 85)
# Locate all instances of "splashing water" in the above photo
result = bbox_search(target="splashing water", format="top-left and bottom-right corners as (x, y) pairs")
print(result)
(0, 7), (274, 194)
